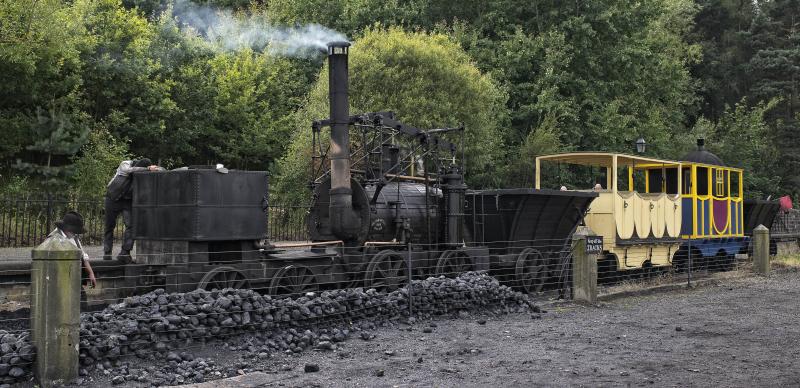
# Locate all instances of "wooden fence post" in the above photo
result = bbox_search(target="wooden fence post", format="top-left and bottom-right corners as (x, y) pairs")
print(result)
(31, 234), (81, 387)
(753, 224), (770, 275)
(572, 227), (598, 304)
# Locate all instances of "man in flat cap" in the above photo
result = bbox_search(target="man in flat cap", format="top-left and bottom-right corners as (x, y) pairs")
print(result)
(104, 158), (160, 262)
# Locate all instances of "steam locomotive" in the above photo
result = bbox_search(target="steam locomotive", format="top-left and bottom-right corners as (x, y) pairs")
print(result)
(127, 42), (596, 296)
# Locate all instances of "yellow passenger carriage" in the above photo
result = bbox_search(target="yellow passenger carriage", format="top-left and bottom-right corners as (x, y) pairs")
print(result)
(536, 139), (749, 275)
(535, 153), (684, 275)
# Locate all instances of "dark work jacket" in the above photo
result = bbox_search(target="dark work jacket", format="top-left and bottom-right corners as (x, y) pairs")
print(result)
(106, 160), (148, 201)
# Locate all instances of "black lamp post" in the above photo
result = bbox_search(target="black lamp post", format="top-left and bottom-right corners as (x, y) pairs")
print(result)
(635, 137), (647, 154)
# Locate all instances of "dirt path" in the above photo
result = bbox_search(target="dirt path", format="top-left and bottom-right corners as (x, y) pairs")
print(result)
(67, 270), (800, 388)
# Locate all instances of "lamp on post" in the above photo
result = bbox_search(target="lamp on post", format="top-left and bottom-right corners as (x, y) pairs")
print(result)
(635, 137), (647, 154)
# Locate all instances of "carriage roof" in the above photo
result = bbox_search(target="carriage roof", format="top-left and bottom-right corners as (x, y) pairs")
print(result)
(536, 152), (742, 172)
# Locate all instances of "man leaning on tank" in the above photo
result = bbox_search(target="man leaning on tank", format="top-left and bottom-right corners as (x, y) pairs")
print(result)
(104, 158), (161, 262)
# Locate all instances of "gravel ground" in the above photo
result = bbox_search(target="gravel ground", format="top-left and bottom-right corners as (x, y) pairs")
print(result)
(35, 270), (795, 388)
(5, 269), (799, 387)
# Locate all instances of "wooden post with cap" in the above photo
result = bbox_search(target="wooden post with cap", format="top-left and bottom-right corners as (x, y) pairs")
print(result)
(753, 224), (770, 275)
(31, 233), (81, 387)
(572, 226), (598, 304)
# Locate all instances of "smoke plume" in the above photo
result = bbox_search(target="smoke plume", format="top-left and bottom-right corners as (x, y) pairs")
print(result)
(172, 0), (348, 57)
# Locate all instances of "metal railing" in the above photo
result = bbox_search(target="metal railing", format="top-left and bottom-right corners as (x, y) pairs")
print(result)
(0, 195), (311, 248)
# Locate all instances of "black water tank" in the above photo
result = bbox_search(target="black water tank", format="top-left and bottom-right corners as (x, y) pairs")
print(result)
(131, 169), (268, 241)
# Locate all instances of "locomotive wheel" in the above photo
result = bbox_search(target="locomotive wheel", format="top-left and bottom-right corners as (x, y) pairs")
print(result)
(269, 265), (319, 296)
(435, 250), (472, 278)
(198, 266), (250, 291)
(514, 248), (547, 293)
(364, 250), (407, 292)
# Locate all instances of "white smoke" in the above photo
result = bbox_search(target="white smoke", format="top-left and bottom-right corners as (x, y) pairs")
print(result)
(172, 0), (348, 57)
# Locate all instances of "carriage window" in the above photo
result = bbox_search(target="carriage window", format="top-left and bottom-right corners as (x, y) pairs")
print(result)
(630, 169), (646, 192)
(647, 169), (663, 193)
(696, 167), (709, 196)
(713, 169), (727, 197)
(682, 167), (692, 194)
(665, 168), (679, 194)
(730, 171), (741, 198)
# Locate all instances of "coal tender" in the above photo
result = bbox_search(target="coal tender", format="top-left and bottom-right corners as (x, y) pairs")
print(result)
(129, 41), (596, 296)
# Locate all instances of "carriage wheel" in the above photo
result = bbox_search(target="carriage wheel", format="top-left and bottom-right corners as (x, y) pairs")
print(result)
(514, 248), (547, 293)
(641, 260), (654, 279)
(435, 250), (472, 277)
(269, 265), (319, 296)
(712, 251), (734, 272)
(364, 250), (407, 292)
(671, 249), (688, 273)
(198, 266), (250, 291)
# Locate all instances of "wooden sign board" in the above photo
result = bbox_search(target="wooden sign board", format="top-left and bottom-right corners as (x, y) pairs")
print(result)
(586, 236), (603, 254)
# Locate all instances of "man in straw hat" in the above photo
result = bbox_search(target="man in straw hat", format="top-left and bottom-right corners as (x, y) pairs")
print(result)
(50, 211), (97, 309)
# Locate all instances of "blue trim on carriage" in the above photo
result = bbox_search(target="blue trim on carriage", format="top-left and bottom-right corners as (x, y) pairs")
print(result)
(702, 199), (710, 236)
(681, 197), (693, 236)
(682, 237), (749, 257)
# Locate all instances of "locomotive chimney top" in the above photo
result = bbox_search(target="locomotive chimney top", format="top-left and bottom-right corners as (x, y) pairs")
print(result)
(327, 41), (350, 54)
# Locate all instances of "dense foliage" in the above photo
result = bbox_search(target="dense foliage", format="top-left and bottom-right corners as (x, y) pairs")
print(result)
(272, 27), (507, 204)
(0, 0), (797, 201)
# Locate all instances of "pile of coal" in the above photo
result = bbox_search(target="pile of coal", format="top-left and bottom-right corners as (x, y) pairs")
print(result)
(0, 330), (34, 385)
(84, 356), (229, 386)
(72, 272), (533, 385)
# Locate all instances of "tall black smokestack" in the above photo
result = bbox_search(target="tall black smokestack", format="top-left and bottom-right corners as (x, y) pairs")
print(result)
(327, 41), (359, 240)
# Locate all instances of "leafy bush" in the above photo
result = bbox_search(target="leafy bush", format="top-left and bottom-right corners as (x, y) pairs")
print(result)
(272, 27), (508, 204)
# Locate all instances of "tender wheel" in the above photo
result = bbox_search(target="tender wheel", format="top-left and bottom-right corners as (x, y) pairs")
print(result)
(364, 250), (407, 292)
(514, 248), (547, 293)
(435, 250), (472, 277)
(198, 266), (249, 291)
(269, 265), (319, 296)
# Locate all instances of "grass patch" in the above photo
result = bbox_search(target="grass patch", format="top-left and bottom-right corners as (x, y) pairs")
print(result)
(599, 270), (678, 295)
(598, 263), (753, 296)
(773, 254), (800, 269)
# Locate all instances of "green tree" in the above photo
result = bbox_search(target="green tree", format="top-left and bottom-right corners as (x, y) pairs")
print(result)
(0, 0), (86, 179)
(689, 0), (799, 197)
(14, 106), (90, 189)
(691, 98), (782, 198)
(745, 0), (800, 196)
(70, 127), (130, 198)
(272, 27), (508, 204)
(71, 0), (179, 163)
(270, 0), (701, 182)
(169, 49), (311, 169)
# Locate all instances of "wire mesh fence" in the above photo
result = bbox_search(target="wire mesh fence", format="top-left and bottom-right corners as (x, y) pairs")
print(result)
(593, 238), (756, 295)
(0, 235), (770, 385)
(772, 208), (800, 236)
